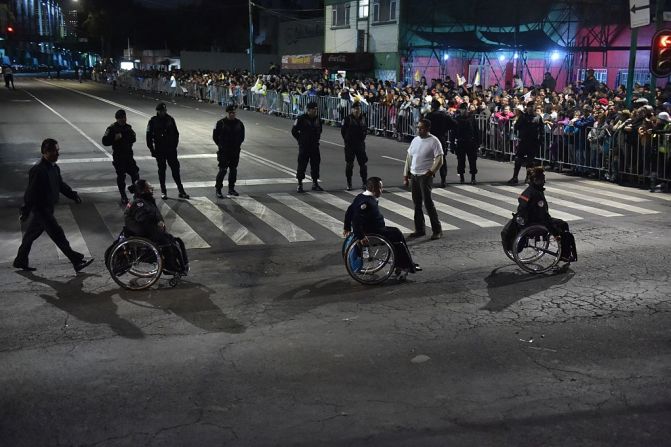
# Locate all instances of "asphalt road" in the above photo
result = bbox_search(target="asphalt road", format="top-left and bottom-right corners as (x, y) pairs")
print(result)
(1, 79), (670, 446)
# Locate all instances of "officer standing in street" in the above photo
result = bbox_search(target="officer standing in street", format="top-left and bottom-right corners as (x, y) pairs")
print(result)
(13, 138), (94, 272)
(102, 109), (140, 205)
(341, 101), (368, 191)
(451, 102), (480, 184)
(146, 102), (189, 200)
(292, 101), (323, 192)
(508, 101), (544, 184)
(212, 104), (245, 198)
(425, 99), (451, 187)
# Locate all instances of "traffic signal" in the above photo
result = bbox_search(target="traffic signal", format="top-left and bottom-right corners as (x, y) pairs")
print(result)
(6, 26), (14, 33)
(650, 30), (671, 77)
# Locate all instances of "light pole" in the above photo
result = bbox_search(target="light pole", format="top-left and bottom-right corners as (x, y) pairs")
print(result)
(248, 0), (254, 74)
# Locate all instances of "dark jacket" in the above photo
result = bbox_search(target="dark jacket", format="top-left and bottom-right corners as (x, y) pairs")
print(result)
(514, 112), (544, 155)
(516, 183), (552, 228)
(452, 111), (480, 148)
(102, 122), (137, 161)
(146, 114), (179, 155)
(344, 193), (385, 238)
(124, 194), (163, 237)
(341, 113), (367, 149)
(425, 110), (451, 144)
(213, 117), (245, 151)
(23, 158), (78, 212)
(292, 113), (322, 149)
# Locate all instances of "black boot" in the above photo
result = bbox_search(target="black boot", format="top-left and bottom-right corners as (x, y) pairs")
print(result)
(297, 181), (304, 193)
(459, 174), (465, 184)
(470, 174), (477, 185)
(346, 178), (352, 191)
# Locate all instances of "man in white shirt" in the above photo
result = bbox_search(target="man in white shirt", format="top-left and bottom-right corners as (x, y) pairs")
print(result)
(403, 118), (444, 240)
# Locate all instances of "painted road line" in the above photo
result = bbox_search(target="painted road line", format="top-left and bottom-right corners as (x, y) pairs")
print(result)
(159, 203), (210, 249)
(580, 180), (671, 202)
(309, 192), (414, 234)
(381, 155), (406, 163)
(269, 193), (343, 237)
(430, 187), (520, 219)
(346, 190), (459, 231)
(231, 195), (314, 242)
(0, 219), (22, 264)
(557, 182), (650, 202)
(189, 197), (263, 245)
(391, 191), (500, 228)
(537, 186), (659, 215)
(453, 185), (582, 222)
(54, 206), (91, 260)
(93, 202), (125, 238)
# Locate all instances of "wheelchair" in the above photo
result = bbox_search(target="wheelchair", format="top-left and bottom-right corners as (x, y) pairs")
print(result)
(342, 233), (397, 285)
(104, 231), (189, 291)
(502, 224), (564, 274)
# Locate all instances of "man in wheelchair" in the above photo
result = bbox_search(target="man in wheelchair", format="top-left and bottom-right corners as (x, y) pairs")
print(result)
(344, 176), (421, 277)
(124, 179), (188, 274)
(512, 167), (577, 264)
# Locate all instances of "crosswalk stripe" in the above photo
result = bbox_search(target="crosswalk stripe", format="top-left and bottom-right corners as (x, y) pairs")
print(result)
(231, 195), (314, 242)
(346, 190), (459, 230)
(391, 191), (500, 227)
(556, 182), (650, 202)
(54, 206), (91, 260)
(159, 203), (211, 249)
(528, 186), (660, 215)
(580, 180), (671, 202)
(0, 218), (22, 264)
(430, 187), (518, 219)
(490, 186), (622, 218)
(269, 193), (344, 237)
(309, 192), (414, 234)
(94, 202), (125, 238)
(189, 197), (263, 245)
(453, 185), (582, 222)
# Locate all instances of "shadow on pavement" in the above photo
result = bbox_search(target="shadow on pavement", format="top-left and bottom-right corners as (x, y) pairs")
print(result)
(483, 265), (575, 311)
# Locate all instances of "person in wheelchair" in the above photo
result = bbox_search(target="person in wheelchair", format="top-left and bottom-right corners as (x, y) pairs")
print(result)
(344, 176), (421, 276)
(124, 179), (188, 274)
(515, 167), (577, 263)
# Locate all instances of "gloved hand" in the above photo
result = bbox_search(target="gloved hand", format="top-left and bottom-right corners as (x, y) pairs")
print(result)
(73, 193), (82, 204)
(148, 145), (156, 157)
(19, 206), (29, 222)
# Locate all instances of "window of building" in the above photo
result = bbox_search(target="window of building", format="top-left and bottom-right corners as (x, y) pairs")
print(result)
(331, 3), (351, 28)
(373, 0), (396, 23)
(359, 0), (369, 19)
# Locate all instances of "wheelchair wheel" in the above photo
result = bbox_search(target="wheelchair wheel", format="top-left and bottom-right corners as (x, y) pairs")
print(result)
(502, 239), (515, 261)
(107, 237), (163, 290)
(345, 234), (395, 285)
(512, 225), (561, 274)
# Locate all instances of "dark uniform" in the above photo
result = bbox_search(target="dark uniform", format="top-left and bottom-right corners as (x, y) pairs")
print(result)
(14, 158), (87, 269)
(510, 110), (544, 183)
(213, 112), (245, 196)
(344, 192), (416, 272)
(102, 111), (140, 203)
(341, 108), (368, 190)
(292, 103), (323, 191)
(425, 107), (451, 186)
(146, 104), (187, 198)
(451, 107), (480, 183)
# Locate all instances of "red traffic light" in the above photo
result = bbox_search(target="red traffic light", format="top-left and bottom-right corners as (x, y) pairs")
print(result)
(651, 30), (671, 77)
(6, 26), (14, 33)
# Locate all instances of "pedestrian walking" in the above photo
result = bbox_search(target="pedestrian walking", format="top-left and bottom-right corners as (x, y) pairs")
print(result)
(102, 109), (140, 205)
(425, 99), (451, 187)
(292, 101), (323, 192)
(341, 101), (368, 191)
(451, 102), (480, 184)
(13, 138), (94, 272)
(508, 101), (544, 184)
(146, 102), (189, 200)
(403, 118), (444, 240)
(212, 104), (245, 198)
(3, 65), (15, 89)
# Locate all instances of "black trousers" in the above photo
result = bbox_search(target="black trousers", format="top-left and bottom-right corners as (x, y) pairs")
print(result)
(378, 227), (414, 270)
(439, 141), (448, 182)
(410, 174), (441, 234)
(297, 145), (320, 181)
(14, 207), (84, 266)
(4, 74), (15, 89)
(455, 142), (478, 175)
(155, 150), (184, 193)
(344, 144), (368, 184)
(113, 158), (140, 199)
(215, 149), (241, 190)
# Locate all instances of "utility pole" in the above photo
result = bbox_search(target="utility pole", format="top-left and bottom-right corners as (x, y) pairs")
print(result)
(649, 0), (665, 103)
(248, 0), (254, 74)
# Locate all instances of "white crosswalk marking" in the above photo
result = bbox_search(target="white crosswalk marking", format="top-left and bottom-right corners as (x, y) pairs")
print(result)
(159, 203), (211, 249)
(391, 191), (501, 227)
(346, 190), (459, 230)
(310, 192), (414, 234)
(430, 188), (518, 219)
(556, 183), (650, 202)
(189, 197), (263, 245)
(580, 180), (671, 202)
(54, 206), (91, 260)
(94, 202), (125, 238)
(453, 185), (582, 222)
(0, 218), (22, 264)
(231, 195), (314, 242)
(269, 193), (344, 236)
(527, 186), (660, 215)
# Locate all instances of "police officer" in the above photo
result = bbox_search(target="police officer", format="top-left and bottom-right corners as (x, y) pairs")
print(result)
(212, 104), (245, 198)
(425, 99), (451, 187)
(451, 102), (480, 184)
(341, 101), (368, 191)
(13, 138), (94, 272)
(146, 102), (189, 200)
(102, 109), (140, 205)
(292, 101), (323, 192)
(508, 101), (543, 184)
